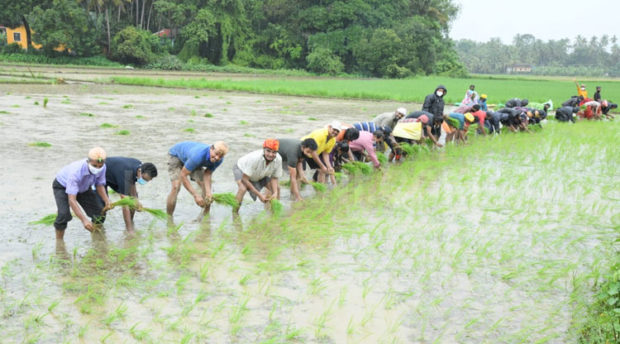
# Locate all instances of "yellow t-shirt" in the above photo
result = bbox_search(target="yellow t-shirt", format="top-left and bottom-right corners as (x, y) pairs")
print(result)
(302, 128), (335, 155)
(577, 85), (588, 99)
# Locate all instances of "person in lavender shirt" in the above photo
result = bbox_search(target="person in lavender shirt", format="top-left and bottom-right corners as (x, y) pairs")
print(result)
(52, 147), (112, 240)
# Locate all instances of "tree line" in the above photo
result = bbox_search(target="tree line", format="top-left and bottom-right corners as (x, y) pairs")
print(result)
(455, 34), (620, 77)
(1, 0), (467, 77)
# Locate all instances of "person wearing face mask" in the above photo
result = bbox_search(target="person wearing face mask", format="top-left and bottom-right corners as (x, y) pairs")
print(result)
(99, 157), (158, 232)
(233, 139), (283, 212)
(167, 141), (228, 219)
(52, 147), (111, 240)
(422, 85), (447, 124)
(574, 79), (588, 99)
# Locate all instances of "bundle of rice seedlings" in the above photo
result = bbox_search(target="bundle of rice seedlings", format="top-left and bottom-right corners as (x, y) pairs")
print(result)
(141, 208), (167, 220)
(310, 182), (327, 192)
(445, 117), (460, 129)
(399, 143), (416, 156)
(342, 161), (372, 175)
(110, 197), (139, 209)
(377, 153), (388, 164)
(279, 180), (291, 187)
(270, 199), (283, 217)
(29, 213), (56, 225)
(212, 193), (239, 208)
(334, 172), (344, 182)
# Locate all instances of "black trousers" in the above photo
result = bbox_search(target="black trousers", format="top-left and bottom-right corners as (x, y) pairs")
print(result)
(52, 179), (105, 230)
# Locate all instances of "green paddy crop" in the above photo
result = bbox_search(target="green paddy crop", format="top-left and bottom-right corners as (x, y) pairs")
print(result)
(7, 120), (618, 343)
(109, 75), (620, 108)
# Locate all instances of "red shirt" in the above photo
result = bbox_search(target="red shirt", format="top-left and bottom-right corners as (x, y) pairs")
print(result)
(469, 110), (486, 128)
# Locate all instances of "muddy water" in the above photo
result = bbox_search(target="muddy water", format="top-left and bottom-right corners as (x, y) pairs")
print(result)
(0, 81), (617, 343)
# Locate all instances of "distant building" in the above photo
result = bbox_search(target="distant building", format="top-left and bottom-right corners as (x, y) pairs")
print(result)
(1, 25), (67, 52)
(506, 64), (533, 74)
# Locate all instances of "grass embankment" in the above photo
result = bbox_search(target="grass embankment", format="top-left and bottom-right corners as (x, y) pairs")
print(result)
(0, 53), (123, 68)
(110, 75), (620, 108)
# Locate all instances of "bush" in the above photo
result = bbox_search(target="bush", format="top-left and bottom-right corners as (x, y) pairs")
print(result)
(306, 48), (344, 75)
(146, 54), (184, 70)
(111, 26), (160, 66)
(2, 43), (24, 54)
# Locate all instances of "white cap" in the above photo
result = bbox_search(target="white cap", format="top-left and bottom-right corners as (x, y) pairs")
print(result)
(330, 120), (343, 131)
(396, 107), (407, 115)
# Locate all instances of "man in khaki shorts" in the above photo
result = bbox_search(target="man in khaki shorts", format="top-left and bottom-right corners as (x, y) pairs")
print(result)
(233, 139), (282, 212)
(166, 141), (228, 220)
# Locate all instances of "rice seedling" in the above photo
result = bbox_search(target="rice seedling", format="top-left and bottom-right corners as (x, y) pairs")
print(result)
(212, 193), (240, 208)
(11, 104), (20, 108)
(142, 208), (168, 220)
(135, 115), (145, 119)
(204, 113), (213, 118)
(116, 129), (130, 135)
(308, 117), (317, 120)
(122, 104), (133, 109)
(79, 112), (94, 117)
(100, 123), (118, 128)
(342, 161), (372, 175)
(33, 101), (39, 105)
(377, 153), (388, 164)
(29, 213), (56, 225)
(183, 128), (196, 133)
(240, 120), (248, 125)
(270, 199), (283, 217)
(0, 111), (9, 114)
(61, 99), (70, 104)
(310, 182), (327, 192)
(28, 142), (52, 148)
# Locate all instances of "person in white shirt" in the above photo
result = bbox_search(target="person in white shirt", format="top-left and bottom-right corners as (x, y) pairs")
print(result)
(233, 139), (283, 212)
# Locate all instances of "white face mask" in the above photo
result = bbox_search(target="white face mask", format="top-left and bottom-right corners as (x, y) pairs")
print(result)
(88, 164), (103, 174)
(436, 91), (444, 97)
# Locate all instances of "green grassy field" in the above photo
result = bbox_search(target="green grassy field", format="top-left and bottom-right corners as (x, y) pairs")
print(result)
(110, 75), (620, 108)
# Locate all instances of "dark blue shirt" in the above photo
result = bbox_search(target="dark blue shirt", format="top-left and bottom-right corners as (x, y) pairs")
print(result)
(105, 157), (141, 195)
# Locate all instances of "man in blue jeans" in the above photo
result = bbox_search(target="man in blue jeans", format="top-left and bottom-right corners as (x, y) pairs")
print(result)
(52, 147), (111, 240)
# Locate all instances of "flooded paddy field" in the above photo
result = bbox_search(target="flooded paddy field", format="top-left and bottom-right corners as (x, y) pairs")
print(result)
(0, 81), (618, 343)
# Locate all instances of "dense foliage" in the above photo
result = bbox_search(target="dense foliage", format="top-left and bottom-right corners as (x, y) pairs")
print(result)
(0, 0), (466, 77)
(455, 34), (620, 77)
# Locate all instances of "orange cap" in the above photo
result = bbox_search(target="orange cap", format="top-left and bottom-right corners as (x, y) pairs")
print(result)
(263, 138), (279, 151)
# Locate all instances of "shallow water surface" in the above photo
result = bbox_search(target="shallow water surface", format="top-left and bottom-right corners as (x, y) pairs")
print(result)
(0, 82), (617, 343)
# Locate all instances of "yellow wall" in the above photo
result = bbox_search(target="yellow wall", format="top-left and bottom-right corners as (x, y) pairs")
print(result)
(5, 26), (65, 51)
(6, 26), (29, 49)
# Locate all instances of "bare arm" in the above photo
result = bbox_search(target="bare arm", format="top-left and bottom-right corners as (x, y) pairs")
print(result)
(202, 169), (213, 204)
(180, 167), (205, 207)
(321, 152), (336, 184)
(68, 194), (93, 231)
(242, 174), (267, 203)
(288, 166), (303, 201)
(310, 151), (327, 173)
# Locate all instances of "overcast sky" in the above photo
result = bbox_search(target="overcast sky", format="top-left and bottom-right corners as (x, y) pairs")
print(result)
(450, 0), (620, 44)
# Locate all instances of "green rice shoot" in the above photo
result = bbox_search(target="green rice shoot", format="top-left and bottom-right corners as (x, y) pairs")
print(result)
(270, 199), (283, 217)
(110, 197), (139, 209)
(29, 142), (52, 147)
(342, 161), (372, 175)
(377, 153), (388, 164)
(310, 182), (327, 192)
(212, 193), (240, 208)
(29, 213), (56, 225)
(141, 207), (167, 220)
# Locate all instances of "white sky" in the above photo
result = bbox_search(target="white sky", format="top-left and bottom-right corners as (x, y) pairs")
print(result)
(450, 0), (620, 44)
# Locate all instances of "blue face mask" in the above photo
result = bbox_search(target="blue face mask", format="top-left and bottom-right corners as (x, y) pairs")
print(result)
(137, 177), (147, 185)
